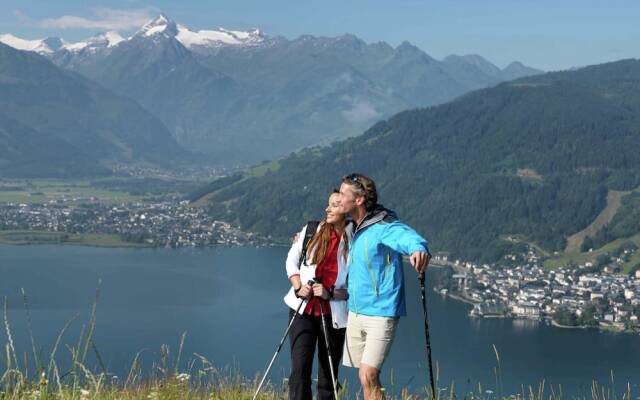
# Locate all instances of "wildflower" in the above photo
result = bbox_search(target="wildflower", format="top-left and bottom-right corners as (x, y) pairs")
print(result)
(39, 371), (48, 386)
(80, 389), (90, 399)
(176, 372), (190, 382)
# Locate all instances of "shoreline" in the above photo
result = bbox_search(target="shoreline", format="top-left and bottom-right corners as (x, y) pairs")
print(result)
(550, 319), (588, 330)
(441, 289), (639, 334)
(0, 231), (148, 248)
(0, 231), (280, 249)
(441, 290), (477, 306)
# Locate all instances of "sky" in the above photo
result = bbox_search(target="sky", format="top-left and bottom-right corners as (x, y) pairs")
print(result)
(1, 0), (639, 71)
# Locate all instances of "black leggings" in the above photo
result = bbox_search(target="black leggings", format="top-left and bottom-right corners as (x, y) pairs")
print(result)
(288, 308), (346, 400)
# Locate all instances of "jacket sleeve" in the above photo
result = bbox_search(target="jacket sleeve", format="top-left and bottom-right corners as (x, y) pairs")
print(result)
(379, 220), (430, 256)
(285, 225), (307, 278)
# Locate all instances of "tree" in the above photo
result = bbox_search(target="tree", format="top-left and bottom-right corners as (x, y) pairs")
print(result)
(553, 308), (577, 326)
(580, 236), (594, 253)
(578, 304), (599, 327)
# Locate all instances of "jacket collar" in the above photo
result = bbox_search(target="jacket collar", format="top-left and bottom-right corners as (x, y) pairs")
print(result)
(347, 204), (397, 235)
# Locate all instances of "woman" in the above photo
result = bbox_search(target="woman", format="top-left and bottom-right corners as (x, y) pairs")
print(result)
(283, 190), (350, 400)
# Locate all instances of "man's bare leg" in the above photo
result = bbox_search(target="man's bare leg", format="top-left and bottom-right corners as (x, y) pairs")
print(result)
(359, 363), (385, 400)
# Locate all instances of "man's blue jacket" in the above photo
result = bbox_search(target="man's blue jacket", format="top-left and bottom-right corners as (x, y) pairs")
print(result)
(346, 205), (429, 317)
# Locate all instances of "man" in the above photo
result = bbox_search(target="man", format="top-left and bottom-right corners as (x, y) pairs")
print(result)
(339, 173), (430, 400)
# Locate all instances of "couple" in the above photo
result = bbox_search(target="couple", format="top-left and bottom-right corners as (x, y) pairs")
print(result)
(284, 173), (431, 400)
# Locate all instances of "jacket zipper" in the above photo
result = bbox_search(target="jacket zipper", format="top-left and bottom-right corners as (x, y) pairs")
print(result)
(364, 237), (380, 296)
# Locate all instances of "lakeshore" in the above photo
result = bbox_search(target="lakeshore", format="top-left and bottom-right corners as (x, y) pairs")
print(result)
(432, 255), (640, 334)
(0, 230), (148, 248)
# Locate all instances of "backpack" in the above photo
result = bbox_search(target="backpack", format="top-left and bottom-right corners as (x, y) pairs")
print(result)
(299, 220), (320, 267)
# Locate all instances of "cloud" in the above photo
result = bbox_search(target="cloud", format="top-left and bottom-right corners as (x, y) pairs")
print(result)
(341, 97), (380, 124)
(18, 7), (157, 31)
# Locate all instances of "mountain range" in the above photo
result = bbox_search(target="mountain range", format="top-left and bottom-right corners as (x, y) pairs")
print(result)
(1, 14), (543, 166)
(193, 59), (640, 261)
(0, 42), (188, 178)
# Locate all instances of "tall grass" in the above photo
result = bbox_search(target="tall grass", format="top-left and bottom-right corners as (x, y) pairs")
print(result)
(0, 289), (636, 399)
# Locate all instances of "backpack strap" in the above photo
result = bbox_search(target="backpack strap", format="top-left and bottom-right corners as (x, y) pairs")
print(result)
(299, 220), (320, 267)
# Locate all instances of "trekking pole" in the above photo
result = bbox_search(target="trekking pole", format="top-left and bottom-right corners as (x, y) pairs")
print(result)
(318, 301), (340, 400)
(419, 270), (436, 399)
(252, 298), (305, 400)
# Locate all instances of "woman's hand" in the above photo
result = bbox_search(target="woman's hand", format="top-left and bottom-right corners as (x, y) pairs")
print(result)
(312, 283), (330, 300)
(296, 284), (312, 300)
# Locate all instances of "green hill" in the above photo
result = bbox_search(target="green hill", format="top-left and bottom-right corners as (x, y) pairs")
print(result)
(196, 59), (640, 262)
(0, 43), (189, 177)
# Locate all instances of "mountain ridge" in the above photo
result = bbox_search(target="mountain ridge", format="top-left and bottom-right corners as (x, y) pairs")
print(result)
(1, 14), (544, 166)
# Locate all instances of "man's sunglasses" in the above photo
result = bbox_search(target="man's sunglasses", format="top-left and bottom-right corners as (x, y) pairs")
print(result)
(344, 173), (365, 190)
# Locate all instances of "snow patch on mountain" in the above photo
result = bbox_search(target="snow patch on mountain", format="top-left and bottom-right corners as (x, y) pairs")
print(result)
(63, 31), (124, 52)
(2, 14), (266, 57)
(0, 34), (57, 54)
(176, 25), (264, 48)
(135, 14), (177, 38)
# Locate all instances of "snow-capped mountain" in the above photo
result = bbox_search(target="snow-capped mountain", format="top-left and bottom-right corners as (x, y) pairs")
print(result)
(134, 14), (178, 39)
(0, 34), (63, 54)
(0, 14), (265, 57)
(62, 31), (124, 52)
(132, 14), (266, 53)
(1, 13), (543, 166)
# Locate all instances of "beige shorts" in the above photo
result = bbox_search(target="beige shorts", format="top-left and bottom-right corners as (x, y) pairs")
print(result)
(342, 311), (399, 370)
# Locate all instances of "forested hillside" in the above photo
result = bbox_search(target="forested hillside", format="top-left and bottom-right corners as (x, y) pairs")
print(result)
(197, 59), (640, 261)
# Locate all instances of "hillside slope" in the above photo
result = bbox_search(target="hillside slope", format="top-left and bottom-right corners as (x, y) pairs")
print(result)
(0, 43), (189, 177)
(196, 59), (640, 261)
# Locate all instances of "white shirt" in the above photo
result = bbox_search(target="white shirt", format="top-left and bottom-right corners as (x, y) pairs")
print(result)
(283, 223), (349, 329)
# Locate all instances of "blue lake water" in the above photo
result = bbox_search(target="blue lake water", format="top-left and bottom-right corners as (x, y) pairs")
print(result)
(1, 245), (639, 397)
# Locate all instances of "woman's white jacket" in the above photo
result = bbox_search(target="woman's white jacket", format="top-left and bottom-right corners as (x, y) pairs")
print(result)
(283, 223), (349, 329)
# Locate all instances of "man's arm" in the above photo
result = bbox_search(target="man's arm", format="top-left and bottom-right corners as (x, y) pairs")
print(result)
(379, 221), (431, 273)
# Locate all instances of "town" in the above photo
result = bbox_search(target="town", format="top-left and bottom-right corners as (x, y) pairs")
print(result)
(433, 245), (640, 333)
(0, 200), (267, 248)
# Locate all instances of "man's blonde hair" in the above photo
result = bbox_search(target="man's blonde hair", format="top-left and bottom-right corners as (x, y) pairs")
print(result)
(341, 173), (377, 212)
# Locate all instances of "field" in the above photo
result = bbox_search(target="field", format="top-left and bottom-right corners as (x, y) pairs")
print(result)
(543, 234), (640, 272)
(0, 179), (141, 204)
(0, 177), (207, 204)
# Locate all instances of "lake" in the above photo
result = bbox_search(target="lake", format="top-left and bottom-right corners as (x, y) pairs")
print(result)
(1, 245), (639, 397)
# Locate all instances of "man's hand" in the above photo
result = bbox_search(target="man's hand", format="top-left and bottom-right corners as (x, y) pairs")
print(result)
(410, 251), (431, 274)
(297, 284), (312, 300)
(312, 283), (330, 300)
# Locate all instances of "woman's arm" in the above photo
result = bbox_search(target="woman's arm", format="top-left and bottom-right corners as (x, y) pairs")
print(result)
(286, 225), (313, 299)
(285, 225), (307, 278)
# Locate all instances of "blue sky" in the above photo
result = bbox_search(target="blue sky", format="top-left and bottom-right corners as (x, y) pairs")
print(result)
(1, 0), (638, 71)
